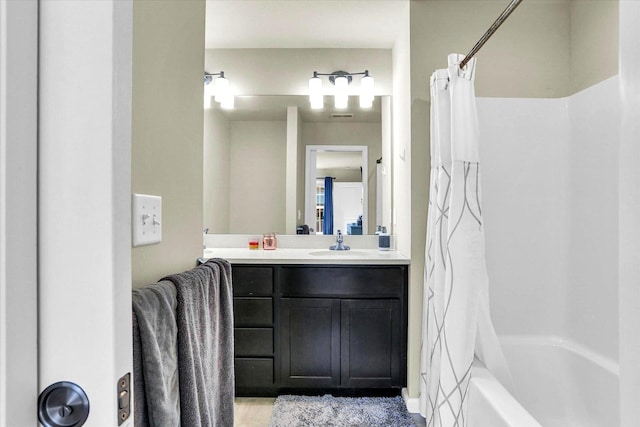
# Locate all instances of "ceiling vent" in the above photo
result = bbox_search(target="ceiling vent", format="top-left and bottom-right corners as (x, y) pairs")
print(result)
(330, 113), (354, 119)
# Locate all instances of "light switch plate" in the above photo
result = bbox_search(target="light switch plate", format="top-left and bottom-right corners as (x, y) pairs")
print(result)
(132, 194), (162, 247)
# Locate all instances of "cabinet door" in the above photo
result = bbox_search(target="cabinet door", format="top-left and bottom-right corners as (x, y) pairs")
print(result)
(280, 298), (340, 387)
(341, 299), (402, 388)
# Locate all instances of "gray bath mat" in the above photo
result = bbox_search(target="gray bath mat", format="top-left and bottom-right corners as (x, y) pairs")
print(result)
(269, 394), (416, 427)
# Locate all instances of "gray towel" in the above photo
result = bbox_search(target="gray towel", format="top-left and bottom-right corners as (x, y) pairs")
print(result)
(162, 258), (235, 427)
(132, 310), (149, 426)
(132, 281), (181, 427)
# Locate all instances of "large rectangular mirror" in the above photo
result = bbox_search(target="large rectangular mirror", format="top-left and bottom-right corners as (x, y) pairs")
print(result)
(203, 95), (391, 235)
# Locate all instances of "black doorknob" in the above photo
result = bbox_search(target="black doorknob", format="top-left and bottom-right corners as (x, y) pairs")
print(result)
(38, 381), (89, 427)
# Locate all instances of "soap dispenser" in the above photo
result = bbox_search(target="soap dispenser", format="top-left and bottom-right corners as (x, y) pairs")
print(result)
(378, 226), (390, 251)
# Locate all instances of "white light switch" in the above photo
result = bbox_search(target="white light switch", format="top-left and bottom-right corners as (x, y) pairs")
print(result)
(132, 194), (162, 247)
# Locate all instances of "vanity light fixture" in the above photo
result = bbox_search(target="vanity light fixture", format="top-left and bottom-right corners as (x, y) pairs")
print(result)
(204, 71), (234, 109)
(308, 70), (375, 110)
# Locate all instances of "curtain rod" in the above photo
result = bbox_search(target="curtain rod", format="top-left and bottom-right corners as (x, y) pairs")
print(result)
(459, 0), (525, 70)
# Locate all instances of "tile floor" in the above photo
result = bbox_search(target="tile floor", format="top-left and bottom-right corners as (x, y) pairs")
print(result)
(233, 397), (427, 427)
(234, 398), (275, 427)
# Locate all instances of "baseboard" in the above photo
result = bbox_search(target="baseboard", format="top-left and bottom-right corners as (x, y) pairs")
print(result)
(401, 388), (420, 413)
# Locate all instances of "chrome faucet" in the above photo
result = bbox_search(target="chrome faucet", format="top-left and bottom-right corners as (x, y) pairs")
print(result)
(203, 228), (209, 249)
(329, 229), (350, 251)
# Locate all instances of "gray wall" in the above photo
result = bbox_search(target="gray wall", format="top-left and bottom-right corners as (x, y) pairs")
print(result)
(204, 108), (231, 233)
(229, 121), (288, 234)
(131, 0), (206, 287)
(570, 0), (619, 94)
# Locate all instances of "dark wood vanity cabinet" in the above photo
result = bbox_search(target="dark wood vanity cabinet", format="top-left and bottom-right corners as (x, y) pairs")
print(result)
(232, 266), (275, 394)
(232, 264), (408, 396)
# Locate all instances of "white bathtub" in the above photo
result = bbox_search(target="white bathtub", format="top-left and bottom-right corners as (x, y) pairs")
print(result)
(468, 359), (541, 427)
(469, 336), (619, 427)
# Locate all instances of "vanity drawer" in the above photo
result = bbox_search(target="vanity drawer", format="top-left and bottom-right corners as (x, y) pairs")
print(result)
(235, 358), (274, 388)
(235, 328), (273, 356)
(234, 297), (273, 326)
(280, 265), (406, 297)
(233, 266), (273, 296)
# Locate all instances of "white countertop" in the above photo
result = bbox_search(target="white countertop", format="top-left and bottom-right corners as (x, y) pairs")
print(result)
(203, 248), (410, 265)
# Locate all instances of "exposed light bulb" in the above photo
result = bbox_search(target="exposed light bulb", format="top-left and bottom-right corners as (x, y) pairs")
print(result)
(204, 77), (215, 109)
(310, 95), (324, 110)
(359, 95), (373, 109)
(214, 76), (229, 102)
(360, 74), (374, 108)
(204, 79), (216, 97)
(221, 93), (234, 109)
(309, 75), (323, 109)
(334, 76), (348, 109)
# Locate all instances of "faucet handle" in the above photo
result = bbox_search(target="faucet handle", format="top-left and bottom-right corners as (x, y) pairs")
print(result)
(329, 229), (349, 250)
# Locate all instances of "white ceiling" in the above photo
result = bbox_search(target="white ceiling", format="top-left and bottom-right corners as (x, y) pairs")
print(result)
(205, 0), (408, 49)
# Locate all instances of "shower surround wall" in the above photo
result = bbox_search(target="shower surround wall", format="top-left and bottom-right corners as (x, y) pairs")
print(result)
(408, 0), (618, 399)
(478, 97), (569, 338)
(566, 78), (619, 360)
(479, 76), (620, 365)
(618, 3), (640, 424)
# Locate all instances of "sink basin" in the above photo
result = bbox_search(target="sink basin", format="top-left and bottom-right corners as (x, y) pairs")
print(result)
(309, 250), (368, 257)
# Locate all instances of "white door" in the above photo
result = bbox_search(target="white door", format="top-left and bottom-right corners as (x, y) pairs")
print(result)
(0, 1), (38, 425)
(333, 182), (364, 233)
(2, 1), (134, 426)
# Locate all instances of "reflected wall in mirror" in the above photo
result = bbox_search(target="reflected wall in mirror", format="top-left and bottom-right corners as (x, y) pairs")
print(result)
(305, 146), (368, 235)
(203, 95), (390, 235)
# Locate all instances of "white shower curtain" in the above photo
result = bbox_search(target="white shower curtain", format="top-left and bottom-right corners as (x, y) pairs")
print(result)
(419, 54), (510, 426)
